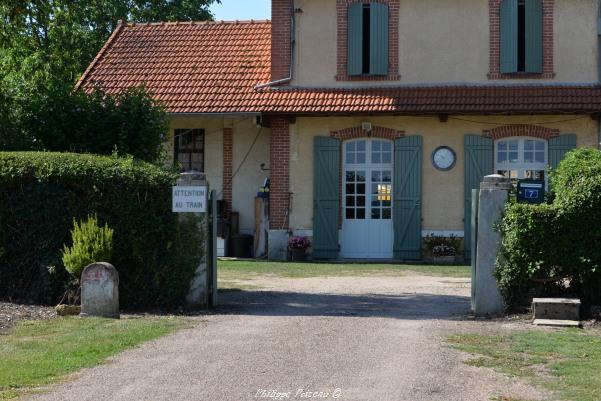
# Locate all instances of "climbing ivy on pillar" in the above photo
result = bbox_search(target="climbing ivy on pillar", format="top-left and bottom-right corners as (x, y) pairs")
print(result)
(313, 136), (341, 259)
(393, 136), (423, 260)
(464, 135), (493, 260)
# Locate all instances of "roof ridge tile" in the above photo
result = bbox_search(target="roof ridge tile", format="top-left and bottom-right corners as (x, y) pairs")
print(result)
(124, 19), (271, 28)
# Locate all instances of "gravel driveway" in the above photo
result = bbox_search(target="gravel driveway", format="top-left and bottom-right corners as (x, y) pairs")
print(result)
(29, 274), (546, 401)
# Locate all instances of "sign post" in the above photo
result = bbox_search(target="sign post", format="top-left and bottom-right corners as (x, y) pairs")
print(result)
(172, 186), (207, 213)
(173, 172), (210, 308)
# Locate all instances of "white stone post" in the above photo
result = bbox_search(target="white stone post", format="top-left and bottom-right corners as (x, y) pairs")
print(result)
(177, 172), (209, 307)
(473, 174), (510, 316)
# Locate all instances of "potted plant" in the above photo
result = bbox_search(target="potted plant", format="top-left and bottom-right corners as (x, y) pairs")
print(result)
(424, 235), (460, 264)
(288, 236), (311, 261)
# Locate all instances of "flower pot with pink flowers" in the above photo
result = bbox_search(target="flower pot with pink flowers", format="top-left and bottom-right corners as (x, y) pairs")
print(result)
(288, 236), (311, 261)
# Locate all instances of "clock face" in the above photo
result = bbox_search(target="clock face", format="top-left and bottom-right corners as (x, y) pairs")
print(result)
(432, 147), (456, 171)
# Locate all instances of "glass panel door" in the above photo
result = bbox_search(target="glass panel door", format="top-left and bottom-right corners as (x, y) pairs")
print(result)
(342, 139), (394, 259)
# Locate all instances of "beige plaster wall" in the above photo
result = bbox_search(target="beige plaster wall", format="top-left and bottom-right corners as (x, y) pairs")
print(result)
(169, 116), (225, 195)
(169, 116), (270, 234)
(231, 119), (271, 233)
(292, 0), (598, 86)
(168, 114), (598, 237)
(289, 115), (598, 233)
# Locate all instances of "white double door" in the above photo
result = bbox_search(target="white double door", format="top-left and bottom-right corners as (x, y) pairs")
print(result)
(341, 139), (394, 259)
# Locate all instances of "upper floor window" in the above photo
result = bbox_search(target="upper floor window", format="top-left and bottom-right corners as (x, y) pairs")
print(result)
(500, 0), (543, 74)
(174, 129), (204, 172)
(495, 138), (547, 184)
(347, 2), (389, 76)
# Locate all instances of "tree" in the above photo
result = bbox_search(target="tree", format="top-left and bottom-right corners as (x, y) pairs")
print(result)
(1, 1), (218, 83)
(0, 0), (218, 159)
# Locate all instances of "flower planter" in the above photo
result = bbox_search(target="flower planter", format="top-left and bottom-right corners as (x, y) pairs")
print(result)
(289, 248), (308, 261)
(433, 255), (456, 265)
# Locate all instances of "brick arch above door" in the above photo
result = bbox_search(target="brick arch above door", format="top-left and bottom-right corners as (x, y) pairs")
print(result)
(331, 126), (405, 140)
(484, 124), (560, 141)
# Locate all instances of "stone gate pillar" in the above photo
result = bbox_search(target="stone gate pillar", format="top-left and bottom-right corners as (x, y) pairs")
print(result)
(473, 174), (510, 316)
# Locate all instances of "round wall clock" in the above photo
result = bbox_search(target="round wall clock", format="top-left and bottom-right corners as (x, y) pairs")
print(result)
(432, 146), (457, 171)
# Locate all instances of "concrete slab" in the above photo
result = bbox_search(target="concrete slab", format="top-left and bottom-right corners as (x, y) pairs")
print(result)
(533, 298), (581, 321)
(533, 319), (581, 328)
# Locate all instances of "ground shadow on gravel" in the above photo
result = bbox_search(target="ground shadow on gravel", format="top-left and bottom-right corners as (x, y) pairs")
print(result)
(217, 290), (470, 320)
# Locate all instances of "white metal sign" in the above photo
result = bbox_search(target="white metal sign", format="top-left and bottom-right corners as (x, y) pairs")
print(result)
(172, 186), (207, 213)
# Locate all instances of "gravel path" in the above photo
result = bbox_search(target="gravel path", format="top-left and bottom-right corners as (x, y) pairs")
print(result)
(28, 274), (547, 401)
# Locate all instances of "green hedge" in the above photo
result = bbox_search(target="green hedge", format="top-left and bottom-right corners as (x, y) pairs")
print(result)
(0, 152), (203, 308)
(496, 148), (601, 312)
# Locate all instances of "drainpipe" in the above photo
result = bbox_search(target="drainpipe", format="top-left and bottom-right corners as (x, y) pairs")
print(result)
(598, 0), (601, 149)
(255, 0), (296, 89)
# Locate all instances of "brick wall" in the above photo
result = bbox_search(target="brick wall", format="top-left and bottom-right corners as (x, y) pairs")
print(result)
(484, 124), (560, 140)
(336, 0), (400, 81)
(269, 117), (290, 229)
(331, 126), (405, 141)
(222, 127), (233, 216)
(488, 0), (555, 80)
(271, 0), (292, 81)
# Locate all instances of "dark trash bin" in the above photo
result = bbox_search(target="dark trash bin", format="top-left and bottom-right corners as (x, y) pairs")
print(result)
(229, 234), (254, 258)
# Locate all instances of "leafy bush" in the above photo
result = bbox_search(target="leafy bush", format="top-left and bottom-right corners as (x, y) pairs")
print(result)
(496, 148), (601, 312)
(551, 147), (601, 212)
(62, 215), (114, 279)
(0, 152), (203, 308)
(1, 85), (170, 163)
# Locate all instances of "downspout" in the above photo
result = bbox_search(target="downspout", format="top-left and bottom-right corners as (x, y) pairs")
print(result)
(598, 0), (601, 149)
(255, 0), (296, 89)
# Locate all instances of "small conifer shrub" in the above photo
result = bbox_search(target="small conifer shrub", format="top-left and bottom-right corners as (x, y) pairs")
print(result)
(62, 215), (114, 280)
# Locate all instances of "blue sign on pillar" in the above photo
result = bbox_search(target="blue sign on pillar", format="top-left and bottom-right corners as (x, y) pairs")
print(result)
(517, 180), (545, 204)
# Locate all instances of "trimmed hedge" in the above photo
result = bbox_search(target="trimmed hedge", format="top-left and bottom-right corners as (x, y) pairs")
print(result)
(496, 148), (601, 312)
(0, 152), (203, 308)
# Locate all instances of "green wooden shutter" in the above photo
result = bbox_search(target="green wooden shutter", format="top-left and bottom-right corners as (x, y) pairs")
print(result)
(525, 0), (543, 73)
(348, 3), (363, 76)
(313, 137), (341, 259)
(549, 134), (577, 170)
(393, 136), (422, 260)
(464, 135), (493, 259)
(370, 2), (389, 76)
(500, 0), (518, 74)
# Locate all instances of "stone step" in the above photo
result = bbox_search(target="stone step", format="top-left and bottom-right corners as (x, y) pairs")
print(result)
(532, 298), (581, 321)
(533, 319), (581, 328)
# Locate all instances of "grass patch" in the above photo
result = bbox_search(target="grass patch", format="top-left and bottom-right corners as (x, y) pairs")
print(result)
(218, 260), (470, 285)
(0, 316), (188, 399)
(448, 329), (601, 401)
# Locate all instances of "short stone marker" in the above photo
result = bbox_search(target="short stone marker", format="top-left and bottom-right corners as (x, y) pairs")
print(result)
(533, 298), (581, 327)
(80, 262), (119, 318)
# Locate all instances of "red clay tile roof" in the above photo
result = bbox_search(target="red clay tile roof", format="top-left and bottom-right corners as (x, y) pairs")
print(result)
(78, 20), (601, 115)
(77, 20), (272, 113)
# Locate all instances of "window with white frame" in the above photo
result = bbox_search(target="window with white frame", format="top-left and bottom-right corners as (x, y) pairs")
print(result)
(344, 139), (393, 221)
(495, 137), (547, 184)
